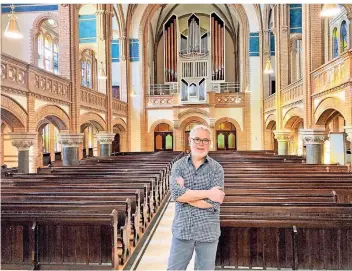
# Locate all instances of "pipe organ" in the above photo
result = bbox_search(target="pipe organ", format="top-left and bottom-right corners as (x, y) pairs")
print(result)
(164, 15), (177, 82)
(211, 13), (224, 81)
(163, 13), (225, 103)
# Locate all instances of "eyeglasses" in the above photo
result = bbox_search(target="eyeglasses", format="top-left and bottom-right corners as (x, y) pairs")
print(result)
(190, 137), (211, 145)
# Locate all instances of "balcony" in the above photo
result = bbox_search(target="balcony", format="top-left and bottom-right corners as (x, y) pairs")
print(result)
(148, 83), (178, 96)
(80, 86), (107, 111)
(1, 53), (71, 103)
(112, 98), (128, 117)
(311, 49), (352, 95)
(211, 82), (241, 93)
(264, 94), (276, 113)
(281, 78), (303, 107)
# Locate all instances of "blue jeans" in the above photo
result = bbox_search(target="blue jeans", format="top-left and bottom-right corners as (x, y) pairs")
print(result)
(167, 236), (219, 270)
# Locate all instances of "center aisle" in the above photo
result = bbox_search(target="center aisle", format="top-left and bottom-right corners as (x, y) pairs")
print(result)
(135, 201), (195, 270)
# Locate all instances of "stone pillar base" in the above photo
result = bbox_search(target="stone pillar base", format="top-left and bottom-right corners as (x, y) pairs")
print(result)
(9, 132), (37, 174)
(300, 128), (326, 164)
(58, 133), (84, 166)
(274, 130), (292, 156)
(96, 132), (115, 157)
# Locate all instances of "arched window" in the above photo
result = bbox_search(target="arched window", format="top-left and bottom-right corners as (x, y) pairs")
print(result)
(37, 34), (44, 68)
(340, 21), (348, 53)
(53, 42), (59, 74)
(81, 50), (94, 89)
(332, 27), (339, 58)
(44, 35), (52, 71)
(36, 19), (59, 74)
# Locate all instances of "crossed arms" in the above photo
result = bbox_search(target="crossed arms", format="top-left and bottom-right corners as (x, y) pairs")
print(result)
(170, 164), (225, 212)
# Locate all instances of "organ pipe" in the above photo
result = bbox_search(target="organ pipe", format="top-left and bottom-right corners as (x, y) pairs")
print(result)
(220, 23), (223, 80)
(215, 21), (219, 80)
(170, 22), (174, 81)
(167, 26), (171, 81)
(211, 14), (225, 81)
(211, 17), (215, 80)
(164, 16), (178, 82)
(174, 18), (177, 80)
(165, 28), (168, 82)
(218, 22), (221, 80)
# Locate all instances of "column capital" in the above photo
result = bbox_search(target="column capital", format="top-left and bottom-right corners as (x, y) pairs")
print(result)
(9, 132), (37, 151)
(273, 130), (292, 142)
(95, 132), (115, 144)
(173, 120), (180, 129)
(58, 133), (84, 147)
(344, 126), (352, 142)
(209, 118), (217, 128)
(300, 127), (326, 145)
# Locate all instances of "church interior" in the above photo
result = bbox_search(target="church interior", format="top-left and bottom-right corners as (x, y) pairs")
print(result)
(1, 3), (352, 270)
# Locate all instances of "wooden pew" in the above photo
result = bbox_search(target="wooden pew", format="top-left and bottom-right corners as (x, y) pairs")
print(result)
(2, 200), (132, 263)
(2, 210), (119, 270)
(217, 203), (352, 270)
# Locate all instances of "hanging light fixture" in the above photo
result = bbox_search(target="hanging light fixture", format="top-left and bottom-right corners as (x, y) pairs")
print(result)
(264, 57), (274, 74)
(320, 4), (340, 17)
(4, 4), (22, 39)
(98, 61), (107, 79)
(131, 85), (136, 97)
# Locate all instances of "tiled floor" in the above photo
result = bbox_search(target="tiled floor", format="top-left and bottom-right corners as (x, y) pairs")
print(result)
(136, 201), (195, 270)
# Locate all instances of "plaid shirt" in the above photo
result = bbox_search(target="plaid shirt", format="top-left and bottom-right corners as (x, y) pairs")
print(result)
(170, 154), (224, 242)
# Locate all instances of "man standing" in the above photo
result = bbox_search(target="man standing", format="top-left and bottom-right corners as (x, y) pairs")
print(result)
(167, 125), (225, 270)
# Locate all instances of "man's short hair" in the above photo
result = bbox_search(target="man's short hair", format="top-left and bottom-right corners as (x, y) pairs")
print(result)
(189, 124), (211, 138)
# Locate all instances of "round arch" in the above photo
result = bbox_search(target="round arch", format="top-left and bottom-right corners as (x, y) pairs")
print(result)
(314, 97), (347, 125)
(112, 118), (128, 132)
(145, 119), (174, 151)
(178, 109), (209, 120)
(265, 114), (276, 129)
(149, 119), (174, 133)
(214, 117), (241, 151)
(178, 116), (208, 151)
(1, 95), (27, 130)
(79, 112), (107, 131)
(179, 116), (208, 131)
(215, 117), (242, 132)
(149, 119), (174, 152)
(283, 107), (304, 128)
(35, 105), (70, 131)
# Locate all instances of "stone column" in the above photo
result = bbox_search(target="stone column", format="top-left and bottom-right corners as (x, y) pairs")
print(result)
(301, 128), (326, 164)
(302, 5), (324, 129)
(274, 130), (292, 155)
(96, 132), (115, 156)
(9, 132), (37, 174)
(58, 133), (83, 166)
(344, 126), (352, 164)
(96, 5), (114, 132)
(209, 118), (217, 151)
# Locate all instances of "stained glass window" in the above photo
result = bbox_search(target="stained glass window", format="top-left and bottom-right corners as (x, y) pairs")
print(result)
(53, 42), (59, 74)
(44, 35), (52, 71)
(341, 21), (348, 53)
(37, 34), (43, 68)
(333, 27), (339, 58)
